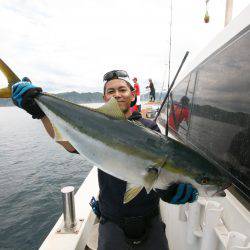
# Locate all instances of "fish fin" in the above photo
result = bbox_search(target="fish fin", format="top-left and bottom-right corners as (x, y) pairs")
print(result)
(0, 87), (12, 98)
(145, 187), (153, 194)
(95, 97), (126, 119)
(53, 124), (67, 142)
(144, 167), (159, 186)
(0, 58), (20, 85)
(123, 183), (143, 204)
(0, 58), (20, 98)
(141, 166), (159, 194)
(130, 120), (145, 127)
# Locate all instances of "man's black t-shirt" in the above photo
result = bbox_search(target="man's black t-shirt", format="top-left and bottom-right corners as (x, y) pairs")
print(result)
(98, 111), (161, 220)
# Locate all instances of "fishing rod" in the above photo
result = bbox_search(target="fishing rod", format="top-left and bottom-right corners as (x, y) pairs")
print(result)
(154, 51), (189, 122)
(159, 0), (173, 101)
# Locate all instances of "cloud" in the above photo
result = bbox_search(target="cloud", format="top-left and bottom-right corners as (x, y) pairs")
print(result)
(0, 0), (249, 93)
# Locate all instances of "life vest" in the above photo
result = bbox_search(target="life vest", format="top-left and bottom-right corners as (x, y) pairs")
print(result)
(134, 83), (140, 96)
(168, 104), (189, 131)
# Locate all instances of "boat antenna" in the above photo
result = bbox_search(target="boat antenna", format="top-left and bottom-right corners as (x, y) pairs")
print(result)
(167, 0), (173, 92)
(159, 0), (173, 101)
(225, 0), (233, 26)
(154, 51), (189, 123)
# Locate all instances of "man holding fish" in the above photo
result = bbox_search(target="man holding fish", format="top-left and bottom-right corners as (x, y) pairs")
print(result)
(11, 69), (229, 250)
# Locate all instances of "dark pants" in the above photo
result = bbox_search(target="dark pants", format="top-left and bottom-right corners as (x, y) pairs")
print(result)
(137, 105), (141, 113)
(150, 91), (155, 102)
(98, 215), (169, 250)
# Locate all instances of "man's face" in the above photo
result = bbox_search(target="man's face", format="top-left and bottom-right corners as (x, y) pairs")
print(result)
(103, 79), (135, 114)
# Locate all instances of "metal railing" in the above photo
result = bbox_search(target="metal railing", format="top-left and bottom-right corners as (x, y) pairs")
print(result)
(61, 186), (76, 230)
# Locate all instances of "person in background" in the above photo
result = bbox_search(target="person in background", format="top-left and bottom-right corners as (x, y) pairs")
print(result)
(12, 71), (198, 250)
(168, 95), (190, 132)
(146, 78), (155, 102)
(132, 77), (141, 112)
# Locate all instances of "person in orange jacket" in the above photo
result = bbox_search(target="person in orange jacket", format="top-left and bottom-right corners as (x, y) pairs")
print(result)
(132, 77), (141, 112)
(168, 95), (190, 131)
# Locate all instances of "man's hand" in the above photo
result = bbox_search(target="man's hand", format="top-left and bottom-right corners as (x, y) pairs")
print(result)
(12, 80), (45, 119)
(158, 183), (198, 204)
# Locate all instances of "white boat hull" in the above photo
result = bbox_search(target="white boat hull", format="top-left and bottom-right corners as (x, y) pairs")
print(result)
(40, 167), (250, 250)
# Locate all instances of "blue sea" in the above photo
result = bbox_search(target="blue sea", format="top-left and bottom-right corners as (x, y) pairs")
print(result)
(0, 107), (94, 250)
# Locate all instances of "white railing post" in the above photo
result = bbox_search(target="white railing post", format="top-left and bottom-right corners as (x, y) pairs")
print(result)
(201, 201), (223, 250)
(61, 186), (76, 229)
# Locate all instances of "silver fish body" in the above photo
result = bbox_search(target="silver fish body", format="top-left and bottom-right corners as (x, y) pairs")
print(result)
(0, 57), (230, 199)
(37, 93), (230, 198)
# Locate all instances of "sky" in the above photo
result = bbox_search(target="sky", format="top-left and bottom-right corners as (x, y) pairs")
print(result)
(0, 0), (249, 94)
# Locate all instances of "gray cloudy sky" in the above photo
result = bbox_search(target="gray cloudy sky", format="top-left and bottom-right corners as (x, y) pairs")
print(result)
(0, 0), (249, 93)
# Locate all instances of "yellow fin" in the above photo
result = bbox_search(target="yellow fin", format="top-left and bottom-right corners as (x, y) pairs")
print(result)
(0, 58), (20, 85)
(130, 120), (145, 127)
(53, 124), (67, 142)
(0, 58), (20, 98)
(145, 187), (153, 194)
(95, 97), (125, 120)
(0, 87), (12, 98)
(143, 166), (159, 193)
(144, 167), (159, 186)
(123, 183), (143, 204)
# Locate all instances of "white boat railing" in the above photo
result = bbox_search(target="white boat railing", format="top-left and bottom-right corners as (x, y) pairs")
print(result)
(161, 193), (250, 250)
(40, 166), (250, 250)
(40, 167), (99, 250)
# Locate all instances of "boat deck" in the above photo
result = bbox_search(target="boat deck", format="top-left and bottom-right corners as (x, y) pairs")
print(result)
(40, 167), (250, 250)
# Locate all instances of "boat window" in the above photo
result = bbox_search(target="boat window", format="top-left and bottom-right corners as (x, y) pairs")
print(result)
(189, 29), (250, 198)
(157, 72), (196, 138)
(168, 73), (196, 137)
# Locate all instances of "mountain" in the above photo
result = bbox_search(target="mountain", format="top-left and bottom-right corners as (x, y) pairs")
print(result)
(56, 91), (103, 103)
(0, 91), (104, 107)
(0, 91), (165, 107)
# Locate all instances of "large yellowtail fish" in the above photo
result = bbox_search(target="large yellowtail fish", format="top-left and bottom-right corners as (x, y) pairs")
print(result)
(0, 58), (231, 203)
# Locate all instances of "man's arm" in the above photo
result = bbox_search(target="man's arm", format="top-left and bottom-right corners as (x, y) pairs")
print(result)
(12, 81), (78, 154)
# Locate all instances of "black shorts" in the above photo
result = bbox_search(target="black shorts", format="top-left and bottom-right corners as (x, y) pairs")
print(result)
(98, 215), (169, 250)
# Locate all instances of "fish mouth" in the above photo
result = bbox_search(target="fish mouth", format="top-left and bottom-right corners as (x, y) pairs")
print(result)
(212, 183), (231, 197)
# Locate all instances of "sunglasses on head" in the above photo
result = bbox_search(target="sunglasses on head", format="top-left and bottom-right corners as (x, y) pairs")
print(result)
(103, 70), (129, 82)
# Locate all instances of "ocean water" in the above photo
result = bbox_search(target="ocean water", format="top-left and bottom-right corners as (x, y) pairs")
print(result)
(0, 107), (94, 250)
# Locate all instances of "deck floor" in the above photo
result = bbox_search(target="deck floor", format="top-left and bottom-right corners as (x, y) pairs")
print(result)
(86, 223), (99, 250)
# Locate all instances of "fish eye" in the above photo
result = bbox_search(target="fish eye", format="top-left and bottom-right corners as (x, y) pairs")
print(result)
(201, 176), (210, 184)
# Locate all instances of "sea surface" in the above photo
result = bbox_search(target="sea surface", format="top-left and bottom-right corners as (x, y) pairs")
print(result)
(0, 106), (97, 250)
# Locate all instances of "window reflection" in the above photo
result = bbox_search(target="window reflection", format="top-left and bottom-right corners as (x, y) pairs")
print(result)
(168, 94), (190, 132)
(157, 27), (250, 197)
(167, 73), (195, 137)
(189, 29), (250, 196)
